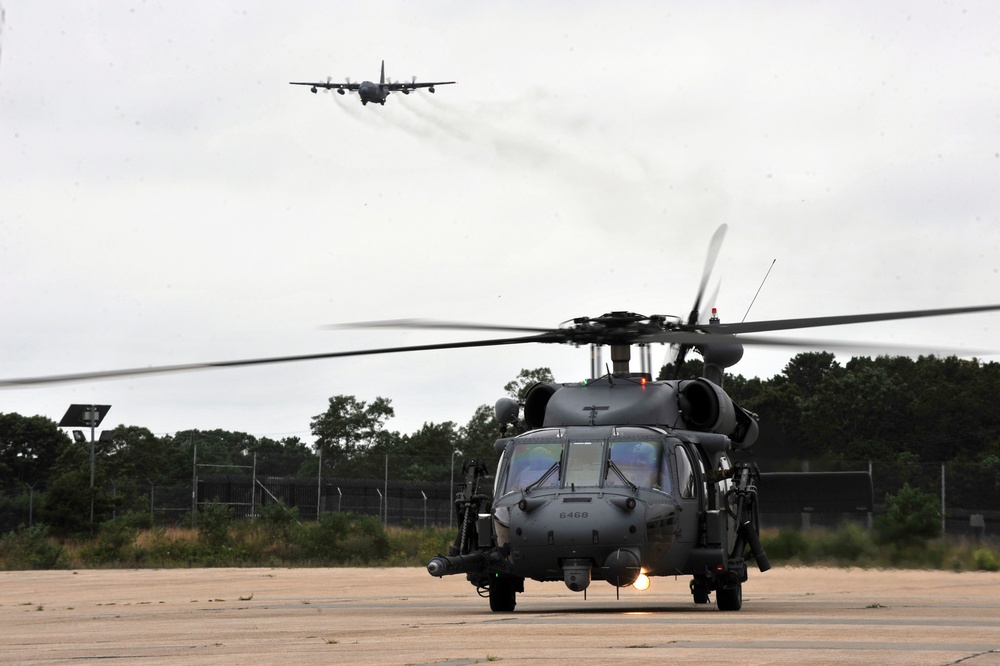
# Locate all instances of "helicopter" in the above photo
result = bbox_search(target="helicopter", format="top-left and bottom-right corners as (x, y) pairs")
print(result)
(3, 225), (1000, 612)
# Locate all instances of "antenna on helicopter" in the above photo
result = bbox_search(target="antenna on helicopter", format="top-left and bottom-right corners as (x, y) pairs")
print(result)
(742, 259), (776, 323)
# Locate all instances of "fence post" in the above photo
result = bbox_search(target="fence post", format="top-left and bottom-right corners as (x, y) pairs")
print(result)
(191, 442), (197, 529)
(941, 463), (946, 537)
(867, 460), (873, 530)
(316, 448), (322, 520)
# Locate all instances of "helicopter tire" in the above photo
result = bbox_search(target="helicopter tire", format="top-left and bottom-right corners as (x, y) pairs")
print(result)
(716, 582), (743, 611)
(489, 576), (517, 612)
(690, 577), (710, 604)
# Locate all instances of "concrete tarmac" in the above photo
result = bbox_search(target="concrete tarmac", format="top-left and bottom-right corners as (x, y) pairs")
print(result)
(2, 566), (999, 665)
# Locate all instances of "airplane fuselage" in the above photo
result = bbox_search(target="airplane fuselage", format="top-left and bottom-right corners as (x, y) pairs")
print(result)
(357, 80), (387, 105)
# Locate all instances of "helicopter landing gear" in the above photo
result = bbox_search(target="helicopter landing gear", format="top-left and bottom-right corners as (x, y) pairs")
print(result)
(690, 573), (742, 609)
(716, 581), (743, 611)
(690, 577), (710, 604)
(489, 575), (520, 612)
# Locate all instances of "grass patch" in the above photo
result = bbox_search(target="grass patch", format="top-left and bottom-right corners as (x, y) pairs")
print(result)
(3, 516), (997, 572)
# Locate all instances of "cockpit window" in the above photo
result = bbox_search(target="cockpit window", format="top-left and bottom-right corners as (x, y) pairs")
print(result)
(675, 445), (696, 499)
(501, 434), (679, 494)
(563, 440), (604, 487)
(504, 442), (561, 493)
(607, 440), (672, 493)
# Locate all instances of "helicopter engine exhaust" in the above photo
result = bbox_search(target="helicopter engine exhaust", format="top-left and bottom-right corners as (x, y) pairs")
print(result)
(679, 377), (759, 449)
(679, 378), (736, 433)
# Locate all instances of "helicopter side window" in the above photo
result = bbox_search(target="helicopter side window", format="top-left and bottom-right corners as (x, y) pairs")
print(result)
(709, 456), (733, 510)
(564, 441), (604, 487)
(608, 441), (666, 491)
(504, 442), (562, 493)
(675, 446), (696, 499)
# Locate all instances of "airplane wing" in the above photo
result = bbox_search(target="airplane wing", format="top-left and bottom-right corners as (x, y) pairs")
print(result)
(387, 81), (456, 91)
(289, 81), (361, 91)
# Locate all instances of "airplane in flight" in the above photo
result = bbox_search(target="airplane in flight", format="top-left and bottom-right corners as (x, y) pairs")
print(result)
(289, 60), (455, 106)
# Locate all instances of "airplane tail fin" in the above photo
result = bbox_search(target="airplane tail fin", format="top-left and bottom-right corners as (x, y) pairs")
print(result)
(380, 60), (385, 85)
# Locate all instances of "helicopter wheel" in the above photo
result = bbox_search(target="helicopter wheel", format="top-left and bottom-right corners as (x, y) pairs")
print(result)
(489, 576), (517, 612)
(716, 582), (742, 611)
(690, 577), (710, 605)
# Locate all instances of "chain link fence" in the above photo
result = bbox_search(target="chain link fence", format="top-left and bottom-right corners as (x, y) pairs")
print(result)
(2, 456), (997, 537)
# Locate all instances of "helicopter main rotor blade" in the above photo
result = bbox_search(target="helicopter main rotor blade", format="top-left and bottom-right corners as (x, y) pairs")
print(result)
(0, 333), (561, 388)
(323, 318), (555, 334)
(703, 303), (1000, 335)
(639, 330), (997, 356)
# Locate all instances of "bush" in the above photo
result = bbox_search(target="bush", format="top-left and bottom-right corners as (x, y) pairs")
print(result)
(197, 502), (231, 549)
(0, 524), (64, 570)
(973, 548), (999, 571)
(762, 528), (812, 563)
(815, 522), (879, 565)
(259, 501), (302, 542)
(302, 512), (352, 560)
(80, 512), (148, 565)
(387, 526), (454, 565)
(877, 483), (940, 546)
(300, 513), (389, 564)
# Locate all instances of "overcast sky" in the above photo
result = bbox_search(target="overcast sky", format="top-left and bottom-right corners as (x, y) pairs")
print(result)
(2, 1), (999, 441)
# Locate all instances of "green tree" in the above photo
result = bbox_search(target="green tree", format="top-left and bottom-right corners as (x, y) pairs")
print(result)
(504, 367), (555, 401)
(392, 421), (460, 481)
(800, 359), (913, 460)
(783, 352), (839, 398)
(40, 467), (116, 535)
(311, 395), (395, 475)
(657, 358), (704, 381)
(250, 436), (315, 477)
(0, 413), (70, 491)
(458, 404), (502, 462)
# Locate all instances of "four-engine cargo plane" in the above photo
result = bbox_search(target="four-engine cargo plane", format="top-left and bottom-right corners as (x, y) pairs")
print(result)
(289, 60), (455, 106)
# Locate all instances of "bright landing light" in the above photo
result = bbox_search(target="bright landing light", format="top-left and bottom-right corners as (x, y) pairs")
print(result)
(633, 573), (650, 591)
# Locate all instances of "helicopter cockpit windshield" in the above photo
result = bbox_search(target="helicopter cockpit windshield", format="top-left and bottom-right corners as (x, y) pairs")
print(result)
(607, 440), (672, 492)
(505, 442), (562, 491)
(500, 432), (674, 495)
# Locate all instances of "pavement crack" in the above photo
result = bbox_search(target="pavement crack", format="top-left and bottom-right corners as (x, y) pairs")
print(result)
(947, 649), (1000, 664)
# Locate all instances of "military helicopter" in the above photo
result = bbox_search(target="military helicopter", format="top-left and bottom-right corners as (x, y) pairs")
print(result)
(3, 225), (999, 612)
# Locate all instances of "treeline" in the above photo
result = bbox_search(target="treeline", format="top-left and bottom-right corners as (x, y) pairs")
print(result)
(2, 354), (1000, 534)
(716, 352), (1000, 468)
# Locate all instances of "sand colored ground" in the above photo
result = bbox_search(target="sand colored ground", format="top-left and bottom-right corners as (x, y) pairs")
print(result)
(1, 566), (999, 665)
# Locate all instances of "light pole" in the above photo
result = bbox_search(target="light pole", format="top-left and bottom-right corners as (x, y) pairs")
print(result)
(59, 404), (111, 524)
